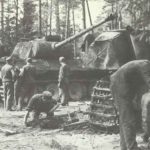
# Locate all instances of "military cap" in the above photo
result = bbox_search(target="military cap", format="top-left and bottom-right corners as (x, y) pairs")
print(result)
(59, 56), (65, 62)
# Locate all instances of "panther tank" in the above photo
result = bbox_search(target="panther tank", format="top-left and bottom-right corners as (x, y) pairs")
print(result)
(11, 15), (115, 101)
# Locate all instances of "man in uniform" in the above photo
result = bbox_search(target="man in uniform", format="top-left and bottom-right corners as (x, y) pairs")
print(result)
(12, 59), (21, 107)
(18, 58), (36, 110)
(1, 57), (14, 111)
(58, 56), (70, 106)
(110, 60), (150, 150)
(24, 91), (59, 127)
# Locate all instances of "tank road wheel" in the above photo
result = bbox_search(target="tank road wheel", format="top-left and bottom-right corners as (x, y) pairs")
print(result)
(46, 83), (59, 100)
(69, 82), (87, 101)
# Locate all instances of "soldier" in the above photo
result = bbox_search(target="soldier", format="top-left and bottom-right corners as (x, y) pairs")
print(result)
(24, 91), (59, 127)
(58, 56), (70, 106)
(10, 57), (21, 108)
(110, 60), (150, 150)
(17, 58), (36, 110)
(13, 65), (21, 107)
(1, 57), (14, 111)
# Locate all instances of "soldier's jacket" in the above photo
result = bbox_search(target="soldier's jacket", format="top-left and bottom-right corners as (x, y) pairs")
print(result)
(110, 60), (150, 150)
(111, 60), (150, 110)
(1, 64), (14, 82)
(58, 63), (70, 87)
(26, 93), (57, 113)
(20, 63), (36, 84)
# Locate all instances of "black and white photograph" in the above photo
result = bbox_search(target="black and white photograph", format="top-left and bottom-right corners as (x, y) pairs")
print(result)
(0, 0), (150, 149)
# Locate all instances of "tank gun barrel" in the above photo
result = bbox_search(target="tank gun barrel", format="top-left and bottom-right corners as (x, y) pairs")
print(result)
(55, 14), (116, 49)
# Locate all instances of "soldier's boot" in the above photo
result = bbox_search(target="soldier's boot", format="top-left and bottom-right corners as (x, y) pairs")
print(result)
(17, 97), (23, 111)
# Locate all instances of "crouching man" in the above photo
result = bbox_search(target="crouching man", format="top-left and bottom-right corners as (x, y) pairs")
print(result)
(24, 91), (60, 127)
(110, 60), (150, 150)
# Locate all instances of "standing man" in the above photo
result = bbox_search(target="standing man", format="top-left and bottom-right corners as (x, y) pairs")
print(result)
(110, 60), (150, 150)
(1, 57), (14, 111)
(18, 58), (36, 110)
(11, 56), (21, 108)
(58, 57), (70, 106)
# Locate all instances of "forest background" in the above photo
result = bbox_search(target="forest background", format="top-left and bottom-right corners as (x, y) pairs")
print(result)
(0, 0), (150, 52)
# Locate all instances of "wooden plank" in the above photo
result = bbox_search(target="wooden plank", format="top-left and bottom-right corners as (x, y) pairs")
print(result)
(91, 98), (114, 105)
(93, 87), (111, 92)
(55, 112), (75, 118)
(63, 120), (88, 131)
(89, 120), (118, 127)
(90, 104), (116, 114)
(89, 121), (119, 133)
(86, 111), (116, 120)
(91, 94), (112, 99)
(90, 103), (114, 109)
(0, 127), (17, 136)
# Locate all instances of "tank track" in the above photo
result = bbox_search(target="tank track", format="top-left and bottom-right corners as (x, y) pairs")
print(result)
(89, 79), (119, 133)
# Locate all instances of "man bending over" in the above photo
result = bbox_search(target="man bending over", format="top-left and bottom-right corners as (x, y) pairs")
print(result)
(24, 91), (59, 127)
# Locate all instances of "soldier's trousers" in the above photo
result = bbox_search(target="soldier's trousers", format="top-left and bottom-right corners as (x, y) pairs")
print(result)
(3, 82), (14, 110)
(117, 98), (139, 150)
(141, 93), (150, 141)
(14, 80), (21, 106)
(110, 83), (139, 150)
(18, 83), (35, 110)
(59, 84), (69, 105)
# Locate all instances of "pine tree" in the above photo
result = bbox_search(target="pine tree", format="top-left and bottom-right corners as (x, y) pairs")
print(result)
(22, 0), (36, 39)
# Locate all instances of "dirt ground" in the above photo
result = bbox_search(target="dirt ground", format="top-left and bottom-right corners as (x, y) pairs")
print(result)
(0, 102), (148, 150)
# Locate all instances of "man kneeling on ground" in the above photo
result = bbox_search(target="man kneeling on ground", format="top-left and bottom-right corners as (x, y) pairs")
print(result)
(24, 91), (60, 127)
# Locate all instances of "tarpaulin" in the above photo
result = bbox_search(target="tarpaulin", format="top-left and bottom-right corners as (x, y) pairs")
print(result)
(83, 31), (135, 70)
(130, 30), (150, 60)
(12, 39), (73, 60)
(12, 30), (150, 71)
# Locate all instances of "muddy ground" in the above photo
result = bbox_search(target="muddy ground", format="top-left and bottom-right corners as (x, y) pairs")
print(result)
(0, 102), (148, 150)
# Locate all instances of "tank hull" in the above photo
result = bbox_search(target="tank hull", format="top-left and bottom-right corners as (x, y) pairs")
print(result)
(35, 69), (110, 101)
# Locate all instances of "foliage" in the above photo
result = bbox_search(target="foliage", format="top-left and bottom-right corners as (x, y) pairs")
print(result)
(22, 0), (36, 38)
(103, 0), (150, 29)
(1, 0), (150, 54)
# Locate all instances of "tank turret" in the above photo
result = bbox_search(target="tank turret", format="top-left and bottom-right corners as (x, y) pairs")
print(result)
(12, 14), (116, 60)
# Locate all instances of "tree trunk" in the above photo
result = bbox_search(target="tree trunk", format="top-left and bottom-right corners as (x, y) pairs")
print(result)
(65, 0), (70, 39)
(15, 0), (19, 41)
(1, 0), (4, 42)
(55, 0), (60, 34)
(82, 0), (86, 29)
(72, 3), (76, 57)
(45, 0), (49, 36)
(49, 0), (53, 34)
(118, 11), (122, 29)
(39, 0), (42, 37)
(7, 0), (11, 45)
(111, 3), (114, 30)
(86, 0), (92, 26)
